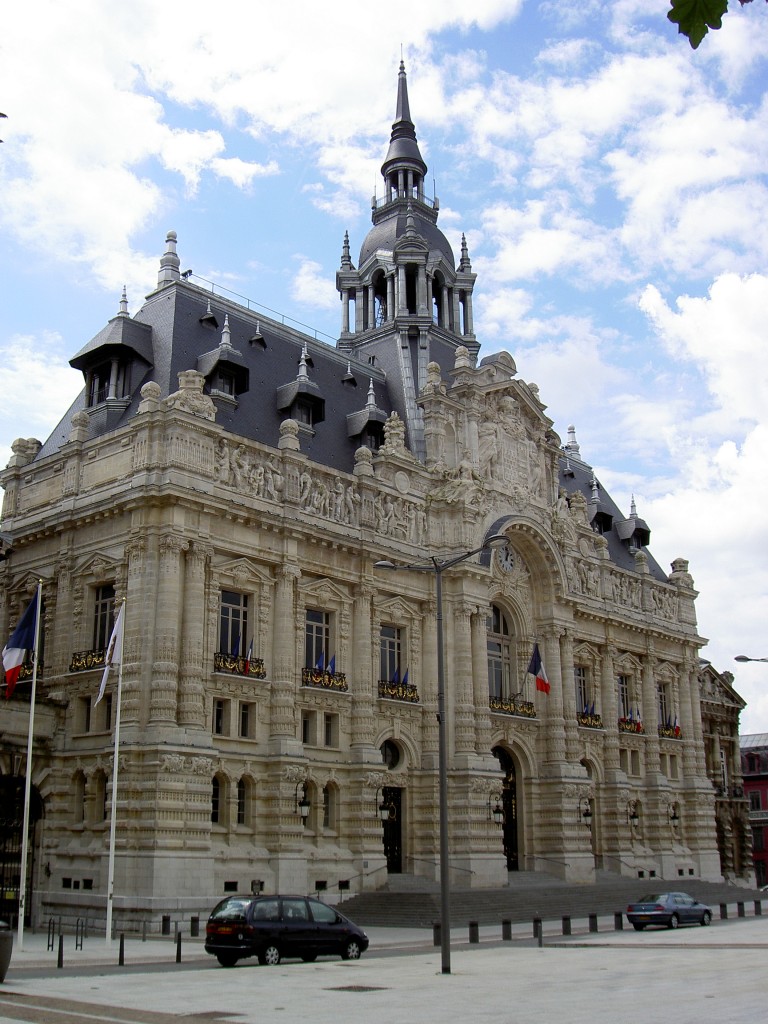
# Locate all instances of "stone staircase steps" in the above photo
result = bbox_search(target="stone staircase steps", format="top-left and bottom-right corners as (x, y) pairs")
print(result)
(339, 875), (764, 929)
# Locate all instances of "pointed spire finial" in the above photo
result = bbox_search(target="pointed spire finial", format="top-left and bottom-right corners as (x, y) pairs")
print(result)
(118, 285), (129, 317)
(341, 230), (352, 269)
(221, 314), (232, 349)
(630, 494), (637, 518)
(298, 343), (309, 382)
(367, 379), (376, 409)
(566, 425), (581, 456)
(459, 233), (472, 271)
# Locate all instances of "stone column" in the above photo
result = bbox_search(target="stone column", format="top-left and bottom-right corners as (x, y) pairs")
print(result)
(464, 291), (474, 335)
(397, 265), (407, 315)
(350, 585), (378, 763)
(601, 645), (620, 773)
(341, 289), (350, 333)
(367, 284), (375, 329)
(471, 609), (492, 755)
(269, 564), (301, 753)
(453, 602), (475, 755)
(641, 654), (661, 775)
(149, 535), (188, 724)
(178, 542), (210, 728)
(541, 627), (566, 766)
(417, 266), (428, 315)
(682, 649), (707, 776)
(559, 630), (579, 762)
(387, 275), (395, 322)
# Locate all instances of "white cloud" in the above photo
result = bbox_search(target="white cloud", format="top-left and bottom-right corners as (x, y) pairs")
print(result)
(210, 158), (280, 189)
(290, 258), (337, 312)
(0, 332), (83, 467)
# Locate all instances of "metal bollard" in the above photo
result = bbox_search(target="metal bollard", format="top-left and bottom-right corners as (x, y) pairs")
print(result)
(720, 903), (728, 920)
(737, 902), (745, 918)
(755, 900), (762, 917)
(468, 921), (479, 944)
(536, 919), (543, 947)
(119, 933), (125, 966)
(142, 920), (148, 942)
(588, 913), (598, 933)
(532, 916), (541, 939)
(614, 912), (624, 931)
(562, 915), (571, 936)
(57, 934), (64, 969)
(176, 932), (182, 963)
(502, 919), (512, 941)
(432, 922), (441, 947)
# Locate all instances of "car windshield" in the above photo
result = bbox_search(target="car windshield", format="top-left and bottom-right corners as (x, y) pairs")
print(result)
(209, 898), (251, 922)
(637, 894), (666, 903)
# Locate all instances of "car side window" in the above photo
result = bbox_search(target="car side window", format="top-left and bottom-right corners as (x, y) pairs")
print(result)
(252, 899), (280, 921)
(281, 898), (309, 921)
(309, 900), (338, 924)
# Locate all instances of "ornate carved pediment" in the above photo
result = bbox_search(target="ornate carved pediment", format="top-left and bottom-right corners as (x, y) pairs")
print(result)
(216, 557), (273, 588)
(298, 576), (351, 605)
(75, 552), (119, 582)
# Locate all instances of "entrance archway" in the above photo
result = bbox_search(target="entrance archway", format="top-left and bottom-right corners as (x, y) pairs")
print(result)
(492, 746), (519, 871)
(0, 775), (44, 924)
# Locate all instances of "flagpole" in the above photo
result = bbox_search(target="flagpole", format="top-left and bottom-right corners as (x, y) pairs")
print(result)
(104, 599), (126, 946)
(17, 580), (42, 953)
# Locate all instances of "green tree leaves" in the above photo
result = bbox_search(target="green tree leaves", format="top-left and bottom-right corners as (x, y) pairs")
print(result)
(667, 0), (763, 49)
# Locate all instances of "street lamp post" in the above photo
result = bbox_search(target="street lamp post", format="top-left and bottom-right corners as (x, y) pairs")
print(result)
(735, 655), (768, 663)
(374, 533), (508, 975)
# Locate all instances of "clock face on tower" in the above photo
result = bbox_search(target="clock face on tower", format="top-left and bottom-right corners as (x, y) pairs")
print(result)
(497, 543), (515, 573)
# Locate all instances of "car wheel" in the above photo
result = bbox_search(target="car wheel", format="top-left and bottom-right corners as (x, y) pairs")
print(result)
(258, 945), (281, 966)
(341, 940), (362, 961)
(701, 911), (712, 926)
(668, 913), (679, 930)
(301, 954), (318, 962)
(632, 923), (645, 931)
(216, 953), (238, 968)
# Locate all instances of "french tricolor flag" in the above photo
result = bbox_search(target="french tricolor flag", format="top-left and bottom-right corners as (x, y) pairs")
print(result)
(2, 591), (39, 698)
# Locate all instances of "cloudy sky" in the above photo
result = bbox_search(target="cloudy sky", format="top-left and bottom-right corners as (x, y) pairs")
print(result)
(2, 0), (768, 730)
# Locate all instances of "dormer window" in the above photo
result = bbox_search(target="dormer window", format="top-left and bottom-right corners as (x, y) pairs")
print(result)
(295, 401), (315, 426)
(86, 359), (128, 407)
(213, 369), (235, 397)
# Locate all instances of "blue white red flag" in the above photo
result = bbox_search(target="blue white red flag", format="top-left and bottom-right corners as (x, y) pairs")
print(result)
(527, 643), (550, 694)
(2, 592), (39, 698)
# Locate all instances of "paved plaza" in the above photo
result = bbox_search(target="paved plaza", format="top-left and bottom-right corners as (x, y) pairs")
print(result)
(0, 910), (765, 1024)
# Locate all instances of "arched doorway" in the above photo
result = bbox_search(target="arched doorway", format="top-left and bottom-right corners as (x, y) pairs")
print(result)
(0, 775), (44, 925)
(492, 747), (519, 871)
(380, 740), (403, 874)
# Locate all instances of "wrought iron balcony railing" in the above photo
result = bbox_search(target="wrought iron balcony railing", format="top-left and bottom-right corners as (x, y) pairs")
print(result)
(302, 667), (349, 692)
(489, 695), (537, 719)
(577, 711), (604, 729)
(618, 719), (645, 734)
(70, 648), (107, 673)
(214, 652), (267, 679)
(378, 679), (420, 703)
(658, 724), (682, 739)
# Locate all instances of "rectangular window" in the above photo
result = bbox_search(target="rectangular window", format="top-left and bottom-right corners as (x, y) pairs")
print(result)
(380, 625), (402, 682)
(630, 750), (641, 776)
(617, 675), (630, 719)
(575, 667), (589, 712)
(239, 702), (252, 739)
(305, 609), (330, 669)
(668, 754), (679, 780)
(753, 827), (765, 852)
(79, 696), (92, 733)
(324, 713), (338, 748)
(720, 749), (728, 792)
(657, 683), (669, 726)
(213, 699), (227, 736)
(302, 710), (315, 746)
(619, 748), (629, 774)
(322, 786), (331, 829)
(93, 584), (115, 650)
(750, 791), (762, 811)
(102, 693), (112, 732)
(220, 591), (248, 656)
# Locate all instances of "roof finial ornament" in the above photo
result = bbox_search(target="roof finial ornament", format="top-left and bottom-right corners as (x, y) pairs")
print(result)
(221, 314), (232, 350)
(118, 285), (129, 317)
(157, 229), (181, 287)
(341, 230), (353, 269)
(367, 379), (376, 409)
(566, 424), (581, 457)
(590, 472), (600, 504)
(298, 342), (310, 382)
(459, 233), (472, 271)
(630, 494), (637, 518)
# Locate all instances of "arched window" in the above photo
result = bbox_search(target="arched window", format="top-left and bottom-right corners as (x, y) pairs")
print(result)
(322, 784), (337, 831)
(212, 774), (229, 826)
(236, 778), (247, 826)
(73, 771), (86, 825)
(487, 605), (514, 700)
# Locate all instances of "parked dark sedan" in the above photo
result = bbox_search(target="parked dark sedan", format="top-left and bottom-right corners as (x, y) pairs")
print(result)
(205, 894), (369, 967)
(626, 892), (712, 930)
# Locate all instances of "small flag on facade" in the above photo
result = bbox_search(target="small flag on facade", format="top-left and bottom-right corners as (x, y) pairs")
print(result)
(96, 602), (124, 705)
(244, 638), (253, 675)
(315, 651), (325, 672)
(402, 667), (409, 686)
(391, 666), (400, 685)
(2, 591), (39, 698)
(527, 643), (550, 694)
(327, 655), (336, 675)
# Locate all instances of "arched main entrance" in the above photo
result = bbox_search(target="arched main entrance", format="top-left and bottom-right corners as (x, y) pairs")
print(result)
(0, 775), (44, 924)
(492, 746), (519, 871)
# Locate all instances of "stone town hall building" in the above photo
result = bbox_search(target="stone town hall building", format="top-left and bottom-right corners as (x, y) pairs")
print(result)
(0, 65), (750, 927)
